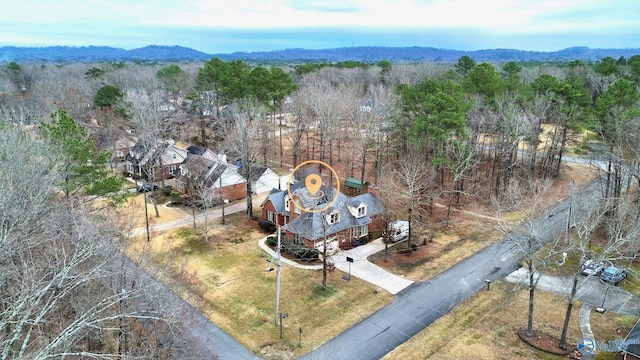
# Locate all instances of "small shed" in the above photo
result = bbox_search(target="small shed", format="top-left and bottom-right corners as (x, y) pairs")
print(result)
(344, 177), (369, 196)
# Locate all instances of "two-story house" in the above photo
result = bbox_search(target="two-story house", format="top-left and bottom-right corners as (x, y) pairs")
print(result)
(125, 137), (187, 182)
(261, 181), (384, 253)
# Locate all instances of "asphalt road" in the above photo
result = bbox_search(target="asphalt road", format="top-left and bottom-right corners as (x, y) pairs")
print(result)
(301, 179), (603, 360)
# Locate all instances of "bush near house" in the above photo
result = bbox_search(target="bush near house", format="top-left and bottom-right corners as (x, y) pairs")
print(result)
(258, 220), (276, 233)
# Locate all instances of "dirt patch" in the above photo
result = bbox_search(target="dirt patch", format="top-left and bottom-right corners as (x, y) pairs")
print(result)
(258, 343), (296, 360)
(517, 328), (575, 355)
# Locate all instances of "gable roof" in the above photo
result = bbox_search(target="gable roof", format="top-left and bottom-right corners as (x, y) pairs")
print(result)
(177, 154), (245, 189)
(264, 188), (287, 213)
(264, 184), (384, 241)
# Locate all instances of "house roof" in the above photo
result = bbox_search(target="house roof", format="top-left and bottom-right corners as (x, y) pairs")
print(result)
(250, 165), (269, 182)
(265, 188), (287, 213)
(275, 185), (383, 241)
(177, 154), (245, 189)
(187, 145), (208, 156)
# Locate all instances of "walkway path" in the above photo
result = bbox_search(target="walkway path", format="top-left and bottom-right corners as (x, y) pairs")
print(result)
(329, 238), (414, 295)
(579, 304), (595, 360)
(257, 237), (415, 294)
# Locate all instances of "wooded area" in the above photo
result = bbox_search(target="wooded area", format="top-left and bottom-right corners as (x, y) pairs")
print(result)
(1, 53), (640, 357)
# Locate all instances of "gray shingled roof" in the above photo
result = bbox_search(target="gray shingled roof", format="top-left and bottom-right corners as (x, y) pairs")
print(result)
(267, 188), (287, 213)
(277, 185), (383, 241)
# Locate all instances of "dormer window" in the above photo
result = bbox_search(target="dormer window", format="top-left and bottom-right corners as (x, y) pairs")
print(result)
(284, 195), (290, 212)
(357, 204), (367, 218)
(327, 211), (340, 225)
(293, 198), (301, 214)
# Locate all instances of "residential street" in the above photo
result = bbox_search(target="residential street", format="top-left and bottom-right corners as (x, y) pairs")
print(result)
(300, 178), (603, 360)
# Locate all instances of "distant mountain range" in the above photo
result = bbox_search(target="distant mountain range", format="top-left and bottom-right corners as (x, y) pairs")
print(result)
(1, 44), (639, 63)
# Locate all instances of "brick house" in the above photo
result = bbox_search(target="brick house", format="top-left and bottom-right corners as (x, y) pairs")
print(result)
(174, 154), (246, 202)
(125, 137), (187, 181)
(260, 182), (384, 253)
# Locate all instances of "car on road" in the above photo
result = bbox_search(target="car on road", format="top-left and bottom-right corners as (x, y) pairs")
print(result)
(137, 184), (159, 193)
(600, 265), (627, 285)
(581, 259), (605, 276)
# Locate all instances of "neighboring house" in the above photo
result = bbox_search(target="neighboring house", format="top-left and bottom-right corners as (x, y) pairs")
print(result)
(250, 165), (281, 194)
(125, 137), (187, 181)
(186, 144), (227, 163)
(622, 319), (640, 359)
(175, 154), (246, 202)
(112, 133), (138, 162)
(260, 182), (384, 253)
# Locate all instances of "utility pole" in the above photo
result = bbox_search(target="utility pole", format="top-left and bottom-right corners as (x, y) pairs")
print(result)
(275, 226), (282, 325)
(408, 207), (412, 249)
(565, 181), (574, 244)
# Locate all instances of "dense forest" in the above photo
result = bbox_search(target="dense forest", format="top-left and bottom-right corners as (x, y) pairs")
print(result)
(2, 51), (640, 358)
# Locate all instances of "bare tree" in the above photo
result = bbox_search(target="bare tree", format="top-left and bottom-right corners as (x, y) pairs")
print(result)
(494, 179), (562, 338)
(0, 123), (180, 359)
(380, 148), (436, 248)
(220, 98), (268, 218)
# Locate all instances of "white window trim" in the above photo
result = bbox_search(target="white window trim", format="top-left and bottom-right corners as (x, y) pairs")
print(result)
(267, 211), (275, 223)
(327, 211), (340, 225)
(355, 224), (368, 237)
(169, 165), (177, 174)
(357, 204), (367, 218)
(284, 195), (290, 212)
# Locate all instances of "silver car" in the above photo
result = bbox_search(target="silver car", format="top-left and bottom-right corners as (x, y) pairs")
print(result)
(581, 259), (605, 276)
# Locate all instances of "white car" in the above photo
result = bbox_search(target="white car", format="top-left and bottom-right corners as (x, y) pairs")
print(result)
(581, 259), (605, 276)
(388, 220), (409, 242)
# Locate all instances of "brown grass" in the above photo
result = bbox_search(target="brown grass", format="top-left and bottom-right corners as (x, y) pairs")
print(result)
(383, 281), (632, 360)
(122, 214), (393, 357)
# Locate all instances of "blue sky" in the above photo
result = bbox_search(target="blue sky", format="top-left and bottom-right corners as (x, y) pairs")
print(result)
(2, 0), (639, 54)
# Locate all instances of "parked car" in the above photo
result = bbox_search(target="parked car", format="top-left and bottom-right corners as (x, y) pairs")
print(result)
(600, 266), (628, 285)
(137, 184), (159, 193)
(387, 220), (409, 242)
(581, 259), (605, 276)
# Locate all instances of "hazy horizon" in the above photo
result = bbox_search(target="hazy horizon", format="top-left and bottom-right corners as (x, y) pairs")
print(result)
(2, 1), (639, 54)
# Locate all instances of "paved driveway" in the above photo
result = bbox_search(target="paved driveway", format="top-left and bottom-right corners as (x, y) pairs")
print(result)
(506, 267), (640, 315)
(329, 238), (414, 295)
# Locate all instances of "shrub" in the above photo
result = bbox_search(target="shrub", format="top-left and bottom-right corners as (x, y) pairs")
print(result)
(162, 185), (173, 196)
(411, 243), (418, 251)
(266, 236), (277, 247)
(259, 220), (276, 233)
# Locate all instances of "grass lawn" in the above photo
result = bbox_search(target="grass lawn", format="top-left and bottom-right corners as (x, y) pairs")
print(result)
(122, 213), (393, 358)
(383, 280), (635, 360)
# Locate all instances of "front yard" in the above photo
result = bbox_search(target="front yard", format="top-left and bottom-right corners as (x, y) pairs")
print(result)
(121, 212), (393, 358)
